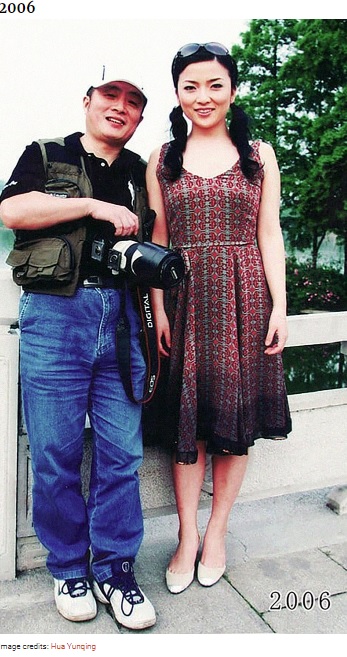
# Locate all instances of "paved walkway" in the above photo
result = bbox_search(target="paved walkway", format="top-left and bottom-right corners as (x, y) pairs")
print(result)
(0, 488), (346, 647)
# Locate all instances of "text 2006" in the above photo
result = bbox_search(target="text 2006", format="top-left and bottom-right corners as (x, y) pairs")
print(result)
(269, 590), (331, 611)
(0, 2), (35, 12)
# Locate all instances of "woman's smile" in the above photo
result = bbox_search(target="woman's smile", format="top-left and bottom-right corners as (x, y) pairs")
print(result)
(177, 59), (235, 130)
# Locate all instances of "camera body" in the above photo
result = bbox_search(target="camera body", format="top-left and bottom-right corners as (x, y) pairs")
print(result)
(91, 238), (185, 289)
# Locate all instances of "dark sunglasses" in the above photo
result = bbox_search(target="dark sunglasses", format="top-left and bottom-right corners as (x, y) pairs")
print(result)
(175, 42), (230, 59)
(171, 42), (237, 86)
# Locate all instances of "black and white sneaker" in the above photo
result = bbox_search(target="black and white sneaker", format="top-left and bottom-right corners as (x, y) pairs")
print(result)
(93, 559), (156, 630)
(54, 578), (97, 621)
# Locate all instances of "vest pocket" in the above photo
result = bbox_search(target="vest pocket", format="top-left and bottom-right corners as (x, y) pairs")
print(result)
(45, 178), (82, 198)
(6, 236), (75, 288)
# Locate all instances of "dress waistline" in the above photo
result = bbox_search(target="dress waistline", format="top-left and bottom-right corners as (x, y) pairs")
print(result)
(179, 240), (255, 249)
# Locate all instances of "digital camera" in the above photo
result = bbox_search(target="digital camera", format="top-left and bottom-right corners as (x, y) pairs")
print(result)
(91, 238), (185, 289)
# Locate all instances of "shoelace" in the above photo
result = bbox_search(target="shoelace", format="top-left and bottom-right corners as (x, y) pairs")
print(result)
(61, 578), (90, 598)
(104, 566), (145, 617)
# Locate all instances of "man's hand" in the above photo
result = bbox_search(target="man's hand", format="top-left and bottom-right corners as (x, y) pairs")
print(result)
(90, 199), (139, 236)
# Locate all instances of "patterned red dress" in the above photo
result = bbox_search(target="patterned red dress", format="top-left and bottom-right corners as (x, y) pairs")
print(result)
(157, 141), (292, 464)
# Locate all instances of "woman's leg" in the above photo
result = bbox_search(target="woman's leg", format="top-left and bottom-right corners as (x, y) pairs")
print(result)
(200, 454), (249, 568)
(168, 441), (206, 573)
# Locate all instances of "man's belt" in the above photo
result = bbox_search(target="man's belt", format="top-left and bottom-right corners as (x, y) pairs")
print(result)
(81, 275), (124, 288)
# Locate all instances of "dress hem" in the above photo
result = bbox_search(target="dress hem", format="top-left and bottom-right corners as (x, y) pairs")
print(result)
(174, 430), (290, 465)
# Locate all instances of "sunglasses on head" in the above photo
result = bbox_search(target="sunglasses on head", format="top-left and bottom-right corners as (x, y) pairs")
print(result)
(171, 42), (237, 86)
(175, 42), (230, 59)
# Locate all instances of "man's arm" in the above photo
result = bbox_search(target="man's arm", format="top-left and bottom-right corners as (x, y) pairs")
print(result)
(0, 191), (139, 237)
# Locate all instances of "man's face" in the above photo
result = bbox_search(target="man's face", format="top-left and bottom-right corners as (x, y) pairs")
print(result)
(83, 82), (144, 147)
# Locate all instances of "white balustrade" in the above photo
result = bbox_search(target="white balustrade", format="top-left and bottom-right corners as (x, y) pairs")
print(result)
(1, 269), (346, 579)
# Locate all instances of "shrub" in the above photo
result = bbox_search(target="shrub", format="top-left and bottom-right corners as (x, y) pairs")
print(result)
(286, 257), (347, 315)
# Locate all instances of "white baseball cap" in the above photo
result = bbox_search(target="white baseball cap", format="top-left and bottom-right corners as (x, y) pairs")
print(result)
(90, 65), (147, 107)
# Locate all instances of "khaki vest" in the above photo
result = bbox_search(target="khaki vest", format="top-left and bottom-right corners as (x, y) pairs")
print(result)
(7, 137), (152, 296)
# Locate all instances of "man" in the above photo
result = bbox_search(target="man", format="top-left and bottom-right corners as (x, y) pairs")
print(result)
(0, 67), (156, 630)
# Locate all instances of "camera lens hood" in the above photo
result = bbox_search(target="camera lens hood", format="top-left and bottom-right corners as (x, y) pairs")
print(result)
(110, 241), (185, 289)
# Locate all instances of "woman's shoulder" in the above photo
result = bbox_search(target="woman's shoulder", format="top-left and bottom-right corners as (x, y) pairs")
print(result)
(148, 142), (171, 173)
(252, 140), (276, 157)
(251, 140), (277, 168)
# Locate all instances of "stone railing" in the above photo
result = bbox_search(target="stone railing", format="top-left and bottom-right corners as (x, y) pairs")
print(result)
(140, 310), (347, 514)
(0, 269), (346, 579)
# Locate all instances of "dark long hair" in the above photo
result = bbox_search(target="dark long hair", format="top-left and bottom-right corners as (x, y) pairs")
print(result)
(164, 48), (260, 182)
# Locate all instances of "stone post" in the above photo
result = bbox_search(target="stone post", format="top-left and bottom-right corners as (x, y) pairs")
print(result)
(0, 269), (20, 580)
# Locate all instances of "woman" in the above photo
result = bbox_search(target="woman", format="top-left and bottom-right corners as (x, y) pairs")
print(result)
(146, 42), (292, 593)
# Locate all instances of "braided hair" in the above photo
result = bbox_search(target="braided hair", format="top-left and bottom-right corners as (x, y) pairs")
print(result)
(164, 47), (260, 182)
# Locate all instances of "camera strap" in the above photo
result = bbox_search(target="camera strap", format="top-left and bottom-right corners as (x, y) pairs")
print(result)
(116, 286), (160, 404)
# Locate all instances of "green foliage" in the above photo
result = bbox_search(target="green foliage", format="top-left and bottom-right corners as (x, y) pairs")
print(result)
(231, 19), (347, 271)
(0, 224), (14, 252)
(286, 257), (347, 315)
(232, 19), (298, 150)
(283, 343), (346, 394)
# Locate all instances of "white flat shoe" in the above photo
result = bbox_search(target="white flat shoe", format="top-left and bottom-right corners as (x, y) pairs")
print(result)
(165, 567), (195, 594)
(166, 533), (201, 594)
(197, 562), (225, 587)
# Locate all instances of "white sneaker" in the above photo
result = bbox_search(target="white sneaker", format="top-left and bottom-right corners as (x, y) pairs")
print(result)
(93, 559), (156, 630)
(54, 578), (97, 621)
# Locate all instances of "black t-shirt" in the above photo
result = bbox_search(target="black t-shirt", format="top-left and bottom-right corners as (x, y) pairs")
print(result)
(0, 132), (146, 280)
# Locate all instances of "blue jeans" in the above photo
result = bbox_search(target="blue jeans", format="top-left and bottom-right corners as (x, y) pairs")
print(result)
(19, 287), (146, 582)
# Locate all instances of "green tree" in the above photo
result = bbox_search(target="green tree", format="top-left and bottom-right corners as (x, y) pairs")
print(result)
(231, 19), (347, 271)
(281, 19), (347, 271)
(231, 19), (298, 151)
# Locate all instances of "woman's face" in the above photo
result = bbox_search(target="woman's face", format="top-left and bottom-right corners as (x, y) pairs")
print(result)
(176, 59), (236, 130)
